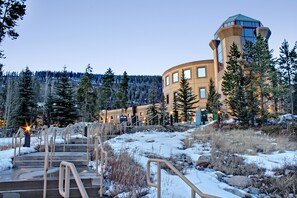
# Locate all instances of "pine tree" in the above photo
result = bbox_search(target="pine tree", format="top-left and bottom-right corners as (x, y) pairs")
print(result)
(222, 43), (249, 125)
(206, 78), (221, 114)
(278, 40), (297, 114)
(11, 67), (37, 129)
(160, 94), (167, 125)
(51, 68), (79, 127)
(115, 71), (129, 112)
(101, 68), (115, 122)
(242, 40), (260, 125)
(173, 94), (179, 122)
(147, 82), (159, 125)
(253, 34), (274, 122)
(176, 70), (199, 122)
(77, 64), (96, 122)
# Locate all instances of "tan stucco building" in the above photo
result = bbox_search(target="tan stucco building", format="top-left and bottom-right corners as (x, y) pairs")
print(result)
(102, 14), (271, 123)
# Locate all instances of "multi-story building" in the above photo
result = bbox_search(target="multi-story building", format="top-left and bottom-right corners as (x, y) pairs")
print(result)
(101, 14), (271, 123)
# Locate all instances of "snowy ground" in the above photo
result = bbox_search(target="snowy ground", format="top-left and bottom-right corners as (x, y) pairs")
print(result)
(105, 129), (297, 197)
(1, 124), (297, 197)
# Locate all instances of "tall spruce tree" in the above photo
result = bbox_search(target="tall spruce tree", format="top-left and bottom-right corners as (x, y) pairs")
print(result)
(115, 71), (129, 112)
(206, 78), (221, 114)
(222, 43), (249, 125)
(77, 64), (96, 122)
(176, 70), (199, 122)
(159, 94), (167, 125)
(253, 34), (274, 122)
(147, 82), (159, 125)
(278, 39), (297, 114)
(51, 68), (78, 127)
(173, 93), (179, 122)
(242, 40), (260, 125)
(11, 67), (36, 129)
(101, 68), (114, 122)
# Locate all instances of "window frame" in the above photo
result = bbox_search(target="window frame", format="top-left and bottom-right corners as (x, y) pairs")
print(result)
(183, 69), (191, 80)
(197, 66), (207, 78)
(165, 75), (170, 86)
(199, 87), (206, 99)
(172, 72), (179, 83)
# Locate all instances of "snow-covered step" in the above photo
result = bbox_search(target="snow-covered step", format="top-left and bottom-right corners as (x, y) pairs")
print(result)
(39, 144), (92, 152)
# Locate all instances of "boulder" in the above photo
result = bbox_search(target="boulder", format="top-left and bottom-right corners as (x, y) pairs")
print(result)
(196, 155), (211, 168)
(226, 176), (251, 188)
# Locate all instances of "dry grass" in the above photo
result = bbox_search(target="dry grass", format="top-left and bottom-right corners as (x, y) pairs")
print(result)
(185, 126), (297, 155)
(103, 145), (148, 197)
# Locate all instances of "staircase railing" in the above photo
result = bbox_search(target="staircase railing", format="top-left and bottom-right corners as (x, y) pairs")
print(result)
(59, 161), (89, 198)
(43, 126), (49, 198)
(146, 159), (220, 198)
(94, 135), (108, 197)
(13, 128), (24, 167)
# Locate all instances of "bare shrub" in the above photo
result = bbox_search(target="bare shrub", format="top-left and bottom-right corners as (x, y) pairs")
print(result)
(211, 150), (264, 176)
(210, 129), (297, 155)
(107, 148), (148, 196)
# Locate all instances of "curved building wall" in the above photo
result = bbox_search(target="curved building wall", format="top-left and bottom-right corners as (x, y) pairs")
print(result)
(162, 59), (214, 116)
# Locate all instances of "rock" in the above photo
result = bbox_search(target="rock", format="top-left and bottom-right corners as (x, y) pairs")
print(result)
(226, 176), (251, 188)
(224, 187), (249, 197)
(214, 171), (225, 181)
(196, 155), (211, 168)
(248, 187), (260, 195)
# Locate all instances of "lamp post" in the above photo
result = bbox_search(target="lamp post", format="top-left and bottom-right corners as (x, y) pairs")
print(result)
(23, 125), (31, 147)
(217, 110), (221, 129)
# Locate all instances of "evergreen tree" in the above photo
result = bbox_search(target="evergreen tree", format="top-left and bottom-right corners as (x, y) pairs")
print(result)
(0, 0), (26, 44)
(101, 68), (114, 122)
(222, 43), (249, 125)
(77, 64), (96, 122)
(115, 71), (129, 112)
(159, 94), (167, 125)
(176, 70), (199, 122)
(146, 82), (159, 125)
(206, 78), (221, 114)
(11, 67), (37, 129)
(242, 40), (260, 125)
(173, 94), (179, 122)
(51, 68), (78, 127)
(44, 82), (53, 126)
(253, 34), (274, 121)
(278, 39), (297, 114)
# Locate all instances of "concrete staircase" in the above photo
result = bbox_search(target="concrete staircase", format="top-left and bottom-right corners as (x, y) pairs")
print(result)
(0, 177), (102, 198)
(0, 137), (103, 198)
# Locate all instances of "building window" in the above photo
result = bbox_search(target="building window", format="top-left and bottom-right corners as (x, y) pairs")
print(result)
(165, 76), (170, 86)
(110, 116), (114, 120)
(183, 69), (191, 80)
(197, 67), (206, 78)
(173, 92), (178, 101)
(172, 72), (179, 83)
(166, 94), (169, 104)
(199, 88), (206, 99)
(140, 112), (143, 116)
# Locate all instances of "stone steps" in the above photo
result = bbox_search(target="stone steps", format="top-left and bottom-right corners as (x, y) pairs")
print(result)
(0, 186), (102, 198)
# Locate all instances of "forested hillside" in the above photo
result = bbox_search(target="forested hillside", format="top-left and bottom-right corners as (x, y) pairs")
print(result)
(0, 70), (162, 128)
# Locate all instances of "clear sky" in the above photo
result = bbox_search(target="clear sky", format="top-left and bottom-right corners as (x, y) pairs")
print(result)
(1, 0), (297, 75)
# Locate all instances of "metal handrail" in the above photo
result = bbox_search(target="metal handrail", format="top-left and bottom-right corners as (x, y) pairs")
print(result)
(13, 128), (23, 166)
(59, 161), (89, 198)
(43, 126), (49, 198)
(146, 159), (220, 198)
(94, 135), (108, 197)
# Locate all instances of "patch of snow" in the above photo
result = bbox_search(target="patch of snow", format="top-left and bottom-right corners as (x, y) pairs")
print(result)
(242, 151), (297, 173)
(0, 146), (37, 172)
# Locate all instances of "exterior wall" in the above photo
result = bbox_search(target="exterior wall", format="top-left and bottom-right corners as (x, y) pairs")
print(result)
(99, 104), (159, 124)
(162, 60), (214, 114)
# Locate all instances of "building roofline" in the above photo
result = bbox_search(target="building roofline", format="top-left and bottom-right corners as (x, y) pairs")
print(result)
(162, 59), (214, 76)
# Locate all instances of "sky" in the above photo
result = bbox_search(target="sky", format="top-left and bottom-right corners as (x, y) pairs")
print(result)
(1, 0), (297, 75)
